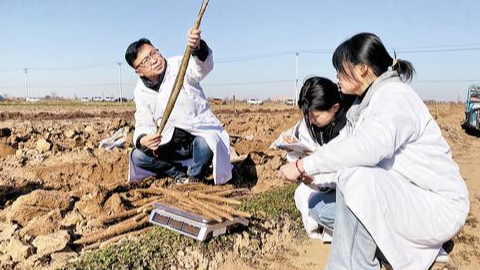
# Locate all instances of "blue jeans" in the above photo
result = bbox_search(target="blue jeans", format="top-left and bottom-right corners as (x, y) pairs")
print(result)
(325, 188), (380, 270)
(131, 135), (213, 179)
(308, 189), (336, 230)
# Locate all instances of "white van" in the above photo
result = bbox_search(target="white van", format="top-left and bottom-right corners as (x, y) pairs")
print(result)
(247, 99), (263, 105)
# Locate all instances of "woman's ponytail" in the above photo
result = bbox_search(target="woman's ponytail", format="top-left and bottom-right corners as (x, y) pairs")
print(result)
(392, 58), (415, 83)
(333, 33), (416, 83)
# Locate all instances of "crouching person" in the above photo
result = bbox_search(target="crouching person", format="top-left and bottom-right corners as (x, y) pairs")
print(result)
(125, 28), (232, 185)
(280, 77), (354, 237)
(280, 33), (469, 270)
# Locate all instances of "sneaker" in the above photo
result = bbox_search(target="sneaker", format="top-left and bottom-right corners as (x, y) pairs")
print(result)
(186, 176), (203, 183)
(174, 172), (189, 184)
(435, 247), (449, 263)
(174, 173), (205, 184)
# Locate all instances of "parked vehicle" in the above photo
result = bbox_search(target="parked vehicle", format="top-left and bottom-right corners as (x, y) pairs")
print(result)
(26, 97), (40, 102)
(80, 97), (91, 102)
(247, 98), (263, 105)
(211, 98), (227, 105)
(463, 84), (480, 134)
(104, 96), (115, 102)
(115, 97), (128, 103)
(285, 98), (295, 106)
(0, 95), (3, 101)
(92, 96), (104, 102)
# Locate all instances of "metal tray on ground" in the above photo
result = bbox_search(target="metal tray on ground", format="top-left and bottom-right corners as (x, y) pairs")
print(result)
(149, 202), (249, 241)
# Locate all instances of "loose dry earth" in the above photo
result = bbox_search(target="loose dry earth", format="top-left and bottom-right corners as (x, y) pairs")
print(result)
(0, 101), (478, 270)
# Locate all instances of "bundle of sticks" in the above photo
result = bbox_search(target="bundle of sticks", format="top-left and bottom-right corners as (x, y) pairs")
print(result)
(74, 183), (251, 251)
(145, 183), (252, 222)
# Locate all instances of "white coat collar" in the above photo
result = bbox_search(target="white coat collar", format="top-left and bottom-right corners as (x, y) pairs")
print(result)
(346, 71), (401, 126)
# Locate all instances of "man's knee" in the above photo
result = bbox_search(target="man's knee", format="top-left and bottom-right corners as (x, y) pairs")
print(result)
(131, 148), (149, 164)
(193, 135), (208, 148)
(193, 136), (213, 158)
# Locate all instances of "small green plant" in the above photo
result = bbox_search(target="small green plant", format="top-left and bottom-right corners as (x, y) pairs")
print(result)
(59, 184), (303, 270)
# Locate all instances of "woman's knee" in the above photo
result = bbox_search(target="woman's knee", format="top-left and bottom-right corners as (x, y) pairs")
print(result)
(337, 166), (382, 196)
(294, 183), (314, 208)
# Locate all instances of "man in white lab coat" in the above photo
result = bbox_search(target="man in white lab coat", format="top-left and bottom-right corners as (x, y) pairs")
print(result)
(125, 28), (232, 185)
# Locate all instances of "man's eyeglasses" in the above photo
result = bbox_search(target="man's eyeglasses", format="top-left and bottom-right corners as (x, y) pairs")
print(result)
(135, 48), (162, 69)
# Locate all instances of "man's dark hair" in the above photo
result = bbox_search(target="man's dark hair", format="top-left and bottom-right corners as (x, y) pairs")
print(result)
(125, 38), (153, 68)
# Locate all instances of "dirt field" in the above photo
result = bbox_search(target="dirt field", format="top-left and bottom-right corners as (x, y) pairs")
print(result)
(0, 101), (479, 270)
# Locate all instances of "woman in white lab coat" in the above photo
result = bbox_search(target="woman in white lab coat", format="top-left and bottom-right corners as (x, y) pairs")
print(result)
(283, 76), (354, 238)
(279, 33), (469, 270)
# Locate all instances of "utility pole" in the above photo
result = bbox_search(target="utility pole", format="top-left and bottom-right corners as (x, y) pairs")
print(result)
(23, 68), (28, 100)
(117, 62), (123, 103)
(294, 52), (299, 104)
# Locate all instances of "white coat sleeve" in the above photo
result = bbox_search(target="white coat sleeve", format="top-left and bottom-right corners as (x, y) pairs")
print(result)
(186, 48), (213, 84)
(303, 92), (422, 175)
(133, 92), (157, 147)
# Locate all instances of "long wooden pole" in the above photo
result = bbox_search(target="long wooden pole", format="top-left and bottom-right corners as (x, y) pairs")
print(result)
(156, 0), (210, 135)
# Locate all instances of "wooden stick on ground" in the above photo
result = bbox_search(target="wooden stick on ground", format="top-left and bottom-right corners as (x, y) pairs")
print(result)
(152, 187), (185, 201)
(178, 201), (203, 215)
(131, 196), (162, 207)
(74, 213), (149, 245)
(195, 185), (235, 194)
(190, 192), (241, 205)
(208, 188), (249, 197)
(155, 186), (245, 217)
(99, 226), (151, 249)
(136, 188), (165, 196)
(96, 204), (153, 225)
(180, 200), (222, 222)
(203, 201), (251, 218)
(189, 196), (234, 221)
(175, 183), (209, 192)
(83, 227), (151, 251)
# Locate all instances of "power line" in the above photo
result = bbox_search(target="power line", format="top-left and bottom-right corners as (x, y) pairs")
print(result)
(0, 69), (22, 74)
(0, 62), (122, 73)
(414, 79), (480, 83)
(0, 42), (478, 72)
(1, 42), (479, 97)
(394, 43), (480, 50)
(0, 85), (25, 89)
(215, 46), (480, 63)
(29, 62), (119, 71)
(206, 78), (480, 87)
(396, 47), (480, 54)
(216, 50), (294, 63)
(2, 78), (480, 90)
(204, 79), (292, 87)
(297, 46), (480, 55)
(0, 83), (120, 89)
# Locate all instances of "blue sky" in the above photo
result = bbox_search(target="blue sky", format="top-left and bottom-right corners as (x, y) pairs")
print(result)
(0, 0), (479, 101)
